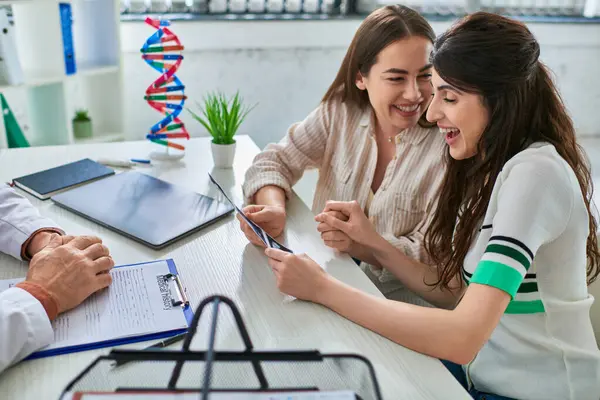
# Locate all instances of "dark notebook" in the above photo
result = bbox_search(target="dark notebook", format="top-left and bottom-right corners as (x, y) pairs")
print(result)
(51, 171), (235, 249)
(13, 158), (115, 200)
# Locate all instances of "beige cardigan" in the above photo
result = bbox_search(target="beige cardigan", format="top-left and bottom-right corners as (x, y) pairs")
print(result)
(243, 98), (447, 304)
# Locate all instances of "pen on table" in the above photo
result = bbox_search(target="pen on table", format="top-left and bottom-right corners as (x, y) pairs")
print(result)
(97, 158), (136, 168)
(112, 332), (188, 368)
(97, 158), (152, 168)
(130, 158), (151, 165)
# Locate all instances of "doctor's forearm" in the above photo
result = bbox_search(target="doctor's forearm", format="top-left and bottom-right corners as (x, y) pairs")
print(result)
(0, 288), (54, 374)
(0, 185), (62, 259)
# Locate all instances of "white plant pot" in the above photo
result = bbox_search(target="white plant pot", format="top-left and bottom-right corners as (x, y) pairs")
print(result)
(211, 142), (236, 168)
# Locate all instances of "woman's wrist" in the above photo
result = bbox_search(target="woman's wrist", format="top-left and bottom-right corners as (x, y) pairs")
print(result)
(348, 243), (381, 269)
(254, 185), (286, 208)
(314, 273), (339, 306)
(365, 233), (390, 257)
(347, 242), (364, 259)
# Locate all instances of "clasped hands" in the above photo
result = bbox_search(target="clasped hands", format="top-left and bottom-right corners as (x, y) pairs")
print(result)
(237, 200), (377, 302)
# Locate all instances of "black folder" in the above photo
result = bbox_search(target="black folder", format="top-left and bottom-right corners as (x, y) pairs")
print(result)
(13, 158), (114, 200)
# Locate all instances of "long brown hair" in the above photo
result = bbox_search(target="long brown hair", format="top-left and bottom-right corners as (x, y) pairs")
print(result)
(322, 5), (435, 127)
(425, 12), (600, 287)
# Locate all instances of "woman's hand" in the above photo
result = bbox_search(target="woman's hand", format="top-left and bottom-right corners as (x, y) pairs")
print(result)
(316, 210), (353, 252)
(315, 201), (378, 248)
(264, 248), (330, 302)
(237, 204), (286, 247)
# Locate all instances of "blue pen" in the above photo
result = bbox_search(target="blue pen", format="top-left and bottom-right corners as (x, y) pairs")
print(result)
(130, 158), (151, 164)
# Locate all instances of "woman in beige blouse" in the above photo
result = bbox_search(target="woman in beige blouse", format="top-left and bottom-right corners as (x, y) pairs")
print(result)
(239, 5), (446, 304)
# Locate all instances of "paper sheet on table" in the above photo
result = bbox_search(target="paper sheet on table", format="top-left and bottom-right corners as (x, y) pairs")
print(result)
(0, 260), (189, 355)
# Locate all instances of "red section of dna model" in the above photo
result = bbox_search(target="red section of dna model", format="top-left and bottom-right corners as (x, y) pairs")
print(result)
(141, 17), (189, 152)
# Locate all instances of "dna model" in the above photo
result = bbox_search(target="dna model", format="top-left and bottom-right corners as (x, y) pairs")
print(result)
(141, 17), (189, 158)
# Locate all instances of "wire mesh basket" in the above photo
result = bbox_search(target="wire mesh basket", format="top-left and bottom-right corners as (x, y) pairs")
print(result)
(59, 295), (383, 400)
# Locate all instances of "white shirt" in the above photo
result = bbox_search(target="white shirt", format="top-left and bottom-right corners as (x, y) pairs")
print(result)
(0, 184), (57, 374)
(462, 143), (600, 400)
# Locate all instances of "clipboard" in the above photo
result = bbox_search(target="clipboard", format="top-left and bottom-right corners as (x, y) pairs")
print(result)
(208, 173), (293, 253)
(24, 259), (194, 360)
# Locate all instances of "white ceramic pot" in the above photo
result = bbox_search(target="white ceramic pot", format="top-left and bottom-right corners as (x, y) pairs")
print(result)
(211, 141), (236, 168)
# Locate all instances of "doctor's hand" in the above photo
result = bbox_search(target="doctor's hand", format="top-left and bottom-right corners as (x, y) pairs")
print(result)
(237, 204), (286, 247)
(25, 234), (114, 315)
(25, 230), (63, 259)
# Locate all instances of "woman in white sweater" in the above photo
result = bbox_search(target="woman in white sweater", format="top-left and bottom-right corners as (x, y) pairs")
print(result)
(240, 5), (446, 304)
(264, 12), (600, 400)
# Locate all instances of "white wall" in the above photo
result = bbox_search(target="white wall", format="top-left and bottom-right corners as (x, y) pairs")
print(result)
(3, 19), (599, 148)
(119, 19), (600, 148)
(122, 46), (346, 148)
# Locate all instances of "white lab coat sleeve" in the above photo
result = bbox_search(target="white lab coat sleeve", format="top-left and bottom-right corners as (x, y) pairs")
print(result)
(0, 184), (59, 373)
(0, 287), (53, 374)
(0, 184), (61, 259)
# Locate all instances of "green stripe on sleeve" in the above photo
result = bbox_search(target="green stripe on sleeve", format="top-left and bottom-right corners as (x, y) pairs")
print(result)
(485, 244), (531, 270)
(505, 300), (545, 314)
(471, 260), (524, 299)
(517, 282), (538, 293)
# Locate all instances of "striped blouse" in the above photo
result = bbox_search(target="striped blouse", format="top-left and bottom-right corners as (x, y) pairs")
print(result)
(242, 98), (447, 304)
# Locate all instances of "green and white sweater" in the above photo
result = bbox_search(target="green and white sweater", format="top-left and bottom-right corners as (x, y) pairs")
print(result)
(462, 143), (600, 400)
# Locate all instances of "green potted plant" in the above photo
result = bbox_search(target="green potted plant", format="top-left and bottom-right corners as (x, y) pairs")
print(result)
(72, 109), (92, 139)
(187, 91), (256, 168)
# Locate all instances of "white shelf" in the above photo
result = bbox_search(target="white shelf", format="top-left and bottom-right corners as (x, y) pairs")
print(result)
(0, 71), (62, 92)
(74, 132), (125, 145)
(0, 0), (68, 4)
(78, 64), (120, 78)
(0, 64), (120, 92)
(0, 0), (57, 5)
(0, 0), (123, 149)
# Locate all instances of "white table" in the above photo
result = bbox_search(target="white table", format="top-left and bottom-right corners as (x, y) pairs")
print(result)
(0, 136), (470, 400)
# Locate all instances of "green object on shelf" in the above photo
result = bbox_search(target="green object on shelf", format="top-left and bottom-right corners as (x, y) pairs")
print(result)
(1, 93), (29, 148)
(73, 120), (93, 139)
(73, 108), (93, 139)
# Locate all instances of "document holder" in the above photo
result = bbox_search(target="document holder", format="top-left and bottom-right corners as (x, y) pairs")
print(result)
(60, 295), (383, 400)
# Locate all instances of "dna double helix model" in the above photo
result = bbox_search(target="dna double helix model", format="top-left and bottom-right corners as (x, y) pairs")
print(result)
(141, 17), (189, 153)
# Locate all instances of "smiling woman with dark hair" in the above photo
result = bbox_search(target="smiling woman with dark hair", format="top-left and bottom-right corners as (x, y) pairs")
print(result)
(264, 12), (600, 400)
(239, 5), (447, 305)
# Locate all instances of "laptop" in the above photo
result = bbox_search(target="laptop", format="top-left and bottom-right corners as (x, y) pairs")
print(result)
(51, 171), (234, 249)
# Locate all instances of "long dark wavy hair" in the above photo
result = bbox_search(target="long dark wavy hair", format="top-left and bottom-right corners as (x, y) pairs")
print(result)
(425, 12), (600, 287)
(322, 4), (435, 128)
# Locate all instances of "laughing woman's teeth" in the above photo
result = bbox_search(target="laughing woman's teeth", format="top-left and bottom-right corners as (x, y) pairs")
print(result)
(395, 104), (419, 112)
(440, 127), (460, 137)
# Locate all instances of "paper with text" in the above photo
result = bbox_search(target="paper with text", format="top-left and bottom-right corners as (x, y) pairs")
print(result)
(0, 260), (188, 352)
